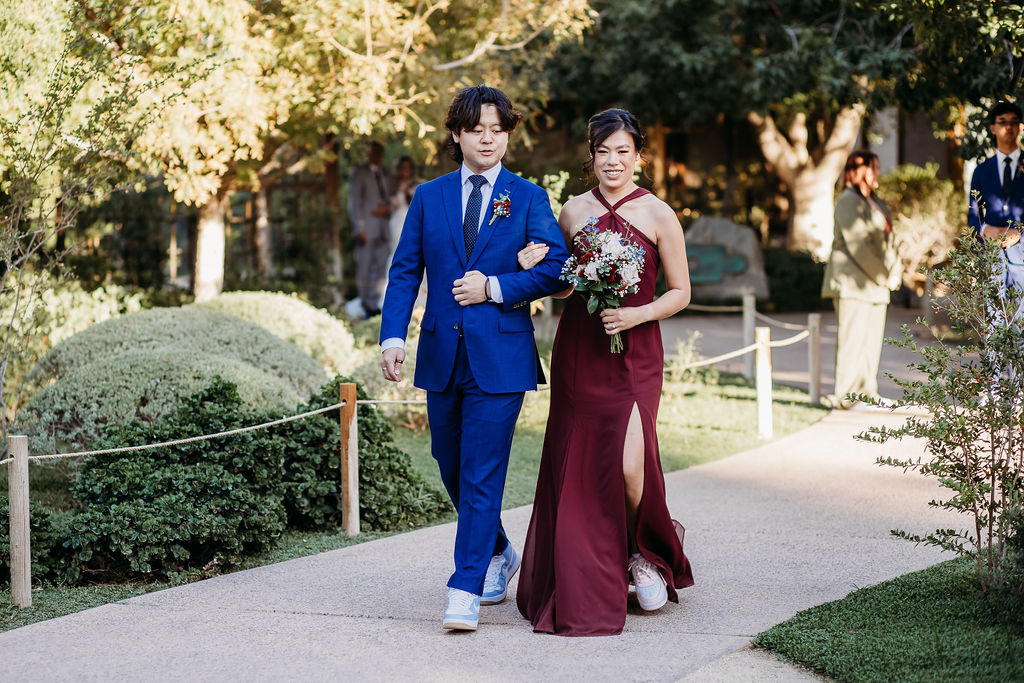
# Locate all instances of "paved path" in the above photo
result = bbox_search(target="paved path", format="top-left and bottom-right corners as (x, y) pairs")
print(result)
(659, 306), (933, 400)
(0, 409), (958, 681)
(0, 307), (960, 681)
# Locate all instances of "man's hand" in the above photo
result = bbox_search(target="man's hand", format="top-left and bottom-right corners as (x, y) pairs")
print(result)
(982, 225), (1022, 248)
(381, 347), (406, 382)
(371, 202), (391, 219)
(354, 231), (368, 246)
(453, 270), (488, 306)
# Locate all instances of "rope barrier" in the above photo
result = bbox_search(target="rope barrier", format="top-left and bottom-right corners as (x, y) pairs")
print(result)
(753, 311), (808, 331)
(0, 457), (11, 466)
(768, 329), (810, 348)
(27, 401), (347, 462)
(357, 399), (427, 404)
(668, 328), (810, 371)
(687, 303), (744, 313)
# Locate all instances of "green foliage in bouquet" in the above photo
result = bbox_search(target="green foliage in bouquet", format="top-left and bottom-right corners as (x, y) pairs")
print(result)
(859, 230), (1024, 593)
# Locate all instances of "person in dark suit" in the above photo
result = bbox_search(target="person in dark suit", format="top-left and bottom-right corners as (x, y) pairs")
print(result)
(378, 85), (569, 631)
(348, 140), (392, 317)
(968, 100), (1024, 292)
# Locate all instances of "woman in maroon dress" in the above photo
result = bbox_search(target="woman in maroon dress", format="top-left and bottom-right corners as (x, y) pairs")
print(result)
(515, 109), (694, 636)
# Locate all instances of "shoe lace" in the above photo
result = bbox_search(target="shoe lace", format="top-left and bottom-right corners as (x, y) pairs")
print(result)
(482, 554), (505, 591)
(448, 589), (477, 610)
(628, 555), (660, 588)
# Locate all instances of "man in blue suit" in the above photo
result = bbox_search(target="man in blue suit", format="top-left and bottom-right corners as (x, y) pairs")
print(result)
(969, 100), (1024, 291)
(379, 85), (569, 631)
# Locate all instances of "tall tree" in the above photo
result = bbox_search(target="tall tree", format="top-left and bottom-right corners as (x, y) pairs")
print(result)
(549, 1), (919, 258)
(78, 0), (594, 300)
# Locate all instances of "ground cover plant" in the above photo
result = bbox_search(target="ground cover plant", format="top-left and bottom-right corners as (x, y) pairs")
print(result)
(755, 557), (1024, 682)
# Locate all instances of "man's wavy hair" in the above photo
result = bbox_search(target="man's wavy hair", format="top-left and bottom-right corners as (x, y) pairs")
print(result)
(444, 85), (522, 164)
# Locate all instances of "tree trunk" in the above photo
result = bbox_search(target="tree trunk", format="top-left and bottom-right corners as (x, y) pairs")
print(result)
(748, 104), (863, 260)
(323, 135), (344, 284)
(789, 169), (843, 257)
(647, 119), (669, 199)
(254, 188), (272, 276)
(194, 192), (230, 302)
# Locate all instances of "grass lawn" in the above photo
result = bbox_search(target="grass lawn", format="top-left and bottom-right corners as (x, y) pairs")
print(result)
(1, 370), (824, 632)
(755, 557), (1024, 682)
(392, 371), (827, 509)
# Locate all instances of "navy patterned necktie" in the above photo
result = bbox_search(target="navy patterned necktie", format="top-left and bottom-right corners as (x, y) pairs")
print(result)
(463, 175), (486, 258)
(1003, 157), (1013, 197)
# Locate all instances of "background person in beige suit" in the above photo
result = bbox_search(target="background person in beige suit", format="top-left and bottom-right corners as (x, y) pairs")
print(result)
(821, 149), (901, 409)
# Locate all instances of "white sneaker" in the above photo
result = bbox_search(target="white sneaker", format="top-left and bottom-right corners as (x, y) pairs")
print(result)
(628, 553), (668, 611)
(442, 588), (479, 630)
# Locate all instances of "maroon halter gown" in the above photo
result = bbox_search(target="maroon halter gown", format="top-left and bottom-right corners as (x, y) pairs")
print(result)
(516, 187), (694, 637)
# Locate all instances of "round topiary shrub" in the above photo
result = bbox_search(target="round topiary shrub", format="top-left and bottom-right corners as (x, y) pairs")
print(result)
(17, 349), (304, 452)
(0, 497), (71, 586)
(194, 291), (362, 376)
(24, 307), (326, 399)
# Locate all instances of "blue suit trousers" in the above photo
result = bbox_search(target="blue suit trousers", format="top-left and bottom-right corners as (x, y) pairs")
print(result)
(427, 334), (523, 595)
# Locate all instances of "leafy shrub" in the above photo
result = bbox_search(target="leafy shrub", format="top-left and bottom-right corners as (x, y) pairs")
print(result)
(862, 232), (1024, 593)
(58, 377), (448, 582)
(17, 349), (302, 453)
(62, 380), (291, 580)
(0, 497), (71, 586)
(1, 272), (144, 418)
(25, 307), (326, 398)
(761, 247), (829, 312)
(275, 376), (449, 531)
(194, 291), (361, 375)
(878, 162), (961, 293)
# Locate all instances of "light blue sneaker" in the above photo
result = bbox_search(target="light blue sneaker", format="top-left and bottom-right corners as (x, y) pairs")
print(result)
(480, 544), (521, 605)
(629, 553), (668, 611)
(443, 588), (480, 630)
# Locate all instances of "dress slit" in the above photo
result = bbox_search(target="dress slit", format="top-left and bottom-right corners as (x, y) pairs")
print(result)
(516, 187), (693, 637)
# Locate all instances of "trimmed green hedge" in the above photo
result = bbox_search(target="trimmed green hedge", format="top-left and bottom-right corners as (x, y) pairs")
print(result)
(17, 306), (328, 452)
(17, 349), (303, 453)
(25, 307), (326, 398)
(194, 291), (362, 375)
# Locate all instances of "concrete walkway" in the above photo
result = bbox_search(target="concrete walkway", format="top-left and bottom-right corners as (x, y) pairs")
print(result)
(0, 308), (961, 681)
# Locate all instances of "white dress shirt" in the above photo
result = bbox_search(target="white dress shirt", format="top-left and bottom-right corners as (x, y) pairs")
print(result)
(997, 148), (1021, 183)
(380, 163), (508, 353)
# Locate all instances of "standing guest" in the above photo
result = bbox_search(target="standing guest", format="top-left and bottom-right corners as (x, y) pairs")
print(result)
(348, 140), (392, 317)
(379, 85), (569, 631)
(821, 149), (901, 409)
(968, 100), (1024, 295)
(514, 108), (695, 636)
(383, 156), (423, 306)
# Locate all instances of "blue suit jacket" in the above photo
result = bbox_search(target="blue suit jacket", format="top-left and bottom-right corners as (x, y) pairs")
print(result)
(968, 153), (1024, 286)
(379, 167), (570, 393)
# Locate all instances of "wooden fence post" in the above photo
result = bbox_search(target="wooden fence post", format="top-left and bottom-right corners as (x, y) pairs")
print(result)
(755, 327), (774, 439)
(339, 383), (360, 536)
(8, 435), (31, 608)
(807, 313), (822, 406)
(742, 293), (756, 379)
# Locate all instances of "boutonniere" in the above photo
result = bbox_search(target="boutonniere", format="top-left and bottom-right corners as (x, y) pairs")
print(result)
(489, 191), (511, 226)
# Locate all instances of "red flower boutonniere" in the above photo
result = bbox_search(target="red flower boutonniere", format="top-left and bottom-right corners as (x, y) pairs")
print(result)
(489, 191), (511, 226)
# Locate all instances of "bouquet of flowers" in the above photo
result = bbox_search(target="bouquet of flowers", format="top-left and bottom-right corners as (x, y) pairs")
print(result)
(560, 217), (646, 353)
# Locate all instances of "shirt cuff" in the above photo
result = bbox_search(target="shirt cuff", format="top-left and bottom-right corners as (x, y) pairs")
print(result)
(380, 338), (405, 352)
(488, 276), (504, 304)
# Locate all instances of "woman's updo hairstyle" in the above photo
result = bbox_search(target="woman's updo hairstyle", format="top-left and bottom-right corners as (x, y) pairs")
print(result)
(584, 108), (648, 176)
